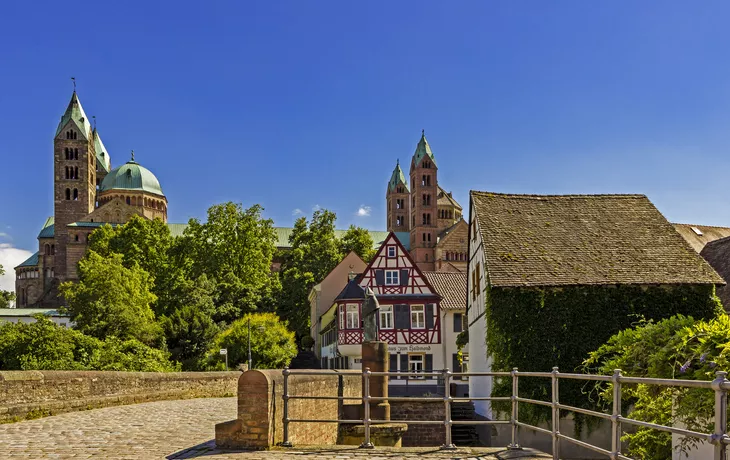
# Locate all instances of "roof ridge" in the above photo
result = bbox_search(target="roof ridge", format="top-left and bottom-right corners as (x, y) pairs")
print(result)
(672, 222), (730, 230)
(471, 190), (648, 199)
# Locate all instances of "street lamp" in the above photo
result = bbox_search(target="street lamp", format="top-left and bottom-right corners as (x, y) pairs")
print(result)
(247, 317), (265, 370)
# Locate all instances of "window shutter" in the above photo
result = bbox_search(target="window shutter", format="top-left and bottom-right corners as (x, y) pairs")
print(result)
(425, 354), (433, 372)
(389, 354), (397, 373)
(452, 354), (460, 373)
(400, 354), (409, 379)
(453, 313), (463, 333)
(400, 269), (409, 286)
(395, 304), (409, 329)
(425, 304), (435, 329)
(375, 269), (385, 285)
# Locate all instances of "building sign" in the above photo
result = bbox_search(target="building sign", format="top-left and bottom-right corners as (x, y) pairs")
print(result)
(392, 344), (432, 353)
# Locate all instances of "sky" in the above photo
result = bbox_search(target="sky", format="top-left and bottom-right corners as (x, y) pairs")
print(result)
(2, 1), (730, 287)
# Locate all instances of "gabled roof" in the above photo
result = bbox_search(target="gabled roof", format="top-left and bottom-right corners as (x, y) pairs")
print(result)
(334, 277), (366, 301)
(93, 130), (112, 173)
(437, 186), (462, 209)
(424, 272), (466, 309)
(438, 218), (467, 241)
(15, 252), (39, 269)
(673, 223), (730, 253)
(55, 92), (92, 140)
(387, 160), (409, 193)
(700, 235), (730, 309)
(471, 191), (725, 287)
(411, 131), (437, 169)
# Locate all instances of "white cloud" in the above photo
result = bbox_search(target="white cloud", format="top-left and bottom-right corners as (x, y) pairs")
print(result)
(292, 209), (304, 216)
(312, 204), (321, 212)
(0, 232), (10, 240)
(0, 243), (33, 293)
(356, 205), (372, 217)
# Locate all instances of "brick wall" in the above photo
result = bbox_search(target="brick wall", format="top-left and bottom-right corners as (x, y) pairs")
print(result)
(390, 400), (445, 446)
(0, 370), (240, 423)
(216, 369), (361, 449)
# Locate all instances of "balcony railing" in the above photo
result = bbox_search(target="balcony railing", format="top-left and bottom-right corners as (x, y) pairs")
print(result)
(281, 367), (730, 459)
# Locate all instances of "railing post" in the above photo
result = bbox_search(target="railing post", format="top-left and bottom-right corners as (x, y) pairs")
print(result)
(508, 367), (521, 450)
(610, 369), (622, 460)
(441, 368), (456, 450)
(282, 367), (292, 447)
(551, 366), (560, 460)
(711, 371), (729, 460)
(360, 367), (374, 448)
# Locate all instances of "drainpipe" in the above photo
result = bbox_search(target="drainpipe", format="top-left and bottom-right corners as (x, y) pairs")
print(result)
(442, 310), (448, 371)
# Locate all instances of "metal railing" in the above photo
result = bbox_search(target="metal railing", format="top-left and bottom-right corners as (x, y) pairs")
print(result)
(281, 367), (730, 459)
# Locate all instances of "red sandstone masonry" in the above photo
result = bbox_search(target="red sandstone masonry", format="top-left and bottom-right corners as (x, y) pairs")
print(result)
(0, 370), (240, 423)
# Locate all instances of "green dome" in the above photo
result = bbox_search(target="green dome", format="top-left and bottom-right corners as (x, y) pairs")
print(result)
(100, 160), (164, 196)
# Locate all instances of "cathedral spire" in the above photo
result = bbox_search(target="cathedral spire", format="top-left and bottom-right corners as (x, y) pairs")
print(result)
(412, 130), (437, 169)
(55, 90), (92, 139)
(387, 159), (409, 193)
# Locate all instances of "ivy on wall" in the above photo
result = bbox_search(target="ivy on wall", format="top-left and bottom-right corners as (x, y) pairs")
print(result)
(485, 283), (722, 424)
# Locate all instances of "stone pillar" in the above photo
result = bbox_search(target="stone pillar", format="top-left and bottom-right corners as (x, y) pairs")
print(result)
(362, 341), (390, 421)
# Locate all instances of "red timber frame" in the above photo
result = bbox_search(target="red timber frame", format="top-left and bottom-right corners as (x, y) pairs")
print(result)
(336, 232), (442, 346)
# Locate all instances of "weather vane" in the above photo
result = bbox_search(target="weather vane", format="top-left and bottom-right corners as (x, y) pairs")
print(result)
(71, 77), (76, 91)
(131, 149), (135, 162)
(92, 115), (96, 130)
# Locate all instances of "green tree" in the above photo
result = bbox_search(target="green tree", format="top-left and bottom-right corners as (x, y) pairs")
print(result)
(60, 251), (163, 347)
(340, 225), (375, 262)
(0, 316), (178, 372)
(179, 202), (278, 323)
(0, 263), (15, 308)
(583, 314), (730, 459)
(278, 209), (343, 337)
(205, 312), (297, 370)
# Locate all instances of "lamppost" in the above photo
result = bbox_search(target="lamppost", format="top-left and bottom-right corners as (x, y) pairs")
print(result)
(247, 317), (265, 370)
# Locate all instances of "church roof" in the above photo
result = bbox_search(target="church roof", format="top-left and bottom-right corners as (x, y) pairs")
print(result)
(100, 156), (164, 196)
(471, 191), (725, 287)
(672, 223), (730, 253)
(437, 186), (462, 209)
(15, 251), (39, 268)
(37, 216), (55, 239)
(387, 160), (409, 193)
(93, 130), (112, 173)
(55, 92), (93, 140)
(411, 131), (437, 169)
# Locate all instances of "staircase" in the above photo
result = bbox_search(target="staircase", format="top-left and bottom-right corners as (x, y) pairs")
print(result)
(450, 401), (481, 446)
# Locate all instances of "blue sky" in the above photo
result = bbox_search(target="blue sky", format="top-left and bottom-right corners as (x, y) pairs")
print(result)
(2, 1), (730, 278)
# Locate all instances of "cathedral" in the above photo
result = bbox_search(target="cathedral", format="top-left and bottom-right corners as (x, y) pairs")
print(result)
(15, 91), (468, 308)
(14, 91), (168, 308)
(385, 131), (468, 273)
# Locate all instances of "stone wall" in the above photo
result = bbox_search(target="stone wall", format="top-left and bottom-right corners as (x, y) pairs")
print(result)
(390, 400), (445, 446)
(0, 370), (240, 423)
(216, 369), (362, 449)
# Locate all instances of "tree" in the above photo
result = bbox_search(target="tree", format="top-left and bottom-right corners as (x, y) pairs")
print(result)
(60, 251), (163, 347)
(179, 202), (278, 323)
(0, 316), (178, 372)
(278, 209), (342, 337)
(340, 225), (375, 262)
(583, 314), (730, 459)
(205, 312), (297, 370)
(0, 263), (15, 308)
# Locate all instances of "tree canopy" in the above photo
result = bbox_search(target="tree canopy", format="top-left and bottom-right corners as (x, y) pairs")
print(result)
(205, 312), (297, 370)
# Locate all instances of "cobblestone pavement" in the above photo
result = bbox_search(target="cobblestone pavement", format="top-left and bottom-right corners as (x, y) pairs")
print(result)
(0, 398), (547, 459)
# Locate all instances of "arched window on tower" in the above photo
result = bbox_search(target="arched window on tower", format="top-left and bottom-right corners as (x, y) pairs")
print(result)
(126, 197), (131, 205)
(44, 244), (50, 255)
(51, 244), (55, 254)
(64, 148), (69, 160)
(74, 148), (78, 160)
(74, 166), (78, 179)
(73, 188), (78, 200)
(65, 188), (71, 200)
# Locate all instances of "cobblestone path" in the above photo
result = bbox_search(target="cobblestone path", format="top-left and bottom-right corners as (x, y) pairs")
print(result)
(0, 398), (546, 459)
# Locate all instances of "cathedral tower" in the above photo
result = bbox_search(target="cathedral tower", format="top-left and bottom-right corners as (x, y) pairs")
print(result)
(53, 91), (97, 280)
(409, 131), (438, 271)
(386, 160), (410, 233)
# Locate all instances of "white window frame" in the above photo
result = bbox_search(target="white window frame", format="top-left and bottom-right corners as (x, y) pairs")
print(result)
(385, 270), (399, 285)
(409, 354), (424, 378)
(379, 305), (393, 330)
(346, 303), (359, 329)
(410, 305), (425, 329)
(339, 305), (345, 330)
(387, 246), (396, 258)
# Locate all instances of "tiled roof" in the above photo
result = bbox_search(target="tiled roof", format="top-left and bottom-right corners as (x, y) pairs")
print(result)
(471, 191), (725, 287)
(424, 272), (466, 309)
(673, 223), (730, 253)
(93, 130), (112, 173)
(437, 186), (462, 210)
(15, 252), (39, 268)
(700, 236), (730, 310)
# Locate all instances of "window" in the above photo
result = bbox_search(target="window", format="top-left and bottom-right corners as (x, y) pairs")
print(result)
(454, 313), (463, 333)
(73, 188), (78, 200)
(346, 304), (359, 329)
(471, 262), (482, 301)
(387, 246), (396, 258)
(380, 305), (393, 329)
(396, 216), (403, 227)
(385, 270), (399, 285)
(65, 188), (71, 200)
(339, 305), (345, 330)
(411, 305), (425, 329)
(409, 354), (424, 376)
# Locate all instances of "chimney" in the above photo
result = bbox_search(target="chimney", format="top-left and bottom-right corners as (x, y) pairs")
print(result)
(348, 271), (358, 281)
